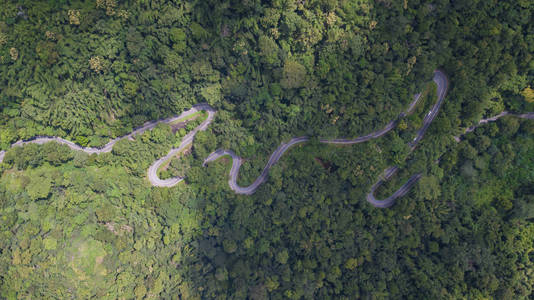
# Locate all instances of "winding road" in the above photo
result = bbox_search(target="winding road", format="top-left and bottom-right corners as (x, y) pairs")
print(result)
(198, 72), (444, 200)
(1, 70), (532, 207)
(364, 70), (449, 208)
(366, 167), (422, 208)
(0, 103), (214, 169)
(148, 104), (216, 187)
(203, 137), (311, 194)
(453, 111), (534, 141)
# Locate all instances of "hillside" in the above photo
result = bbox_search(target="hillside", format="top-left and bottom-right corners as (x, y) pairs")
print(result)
(1, 0), (534, 298)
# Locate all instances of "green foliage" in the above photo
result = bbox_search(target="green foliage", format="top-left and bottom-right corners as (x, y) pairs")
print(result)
(26, 171), (52, 200)
(190, 22), (209, 40)
(417, 175), (441, 200)
(169, 28), (186, 44)
(1, 0), (534, 299)
(258, 35), (280, 66)
(223, 239), (237, 254)
(280, 60), (307, 89)
(43, 237), (57, 250)
(200, 83), (222, 104)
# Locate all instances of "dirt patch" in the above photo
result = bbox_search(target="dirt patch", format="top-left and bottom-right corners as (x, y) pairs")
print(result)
(104, 222), (133, 236)
(104, 222), (117, 234)
(314, 157), (332, 170)
(121, 224), (133, 233)
(170, 113), (203, 133)
(170, 121), (187, 133)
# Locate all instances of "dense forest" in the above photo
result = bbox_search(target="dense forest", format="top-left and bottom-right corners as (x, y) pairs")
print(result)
(1, 0), (534, 298)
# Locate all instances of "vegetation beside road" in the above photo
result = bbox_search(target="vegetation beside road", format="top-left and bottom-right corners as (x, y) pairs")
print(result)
(0, 0), (534, 298)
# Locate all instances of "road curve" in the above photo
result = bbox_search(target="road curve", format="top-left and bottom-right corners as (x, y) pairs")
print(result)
(319, 92), (423, 145)
(147, 105), (216, 187)
(0, 72), (445, 207)
(365, 70), (449, 207)
(408, 70), (449, 148)
(199, 71), (448, 203)
(202, 137), (310, 194)
(198, 76), (429, 196)
(0, 103), (213, 168)
(366, 166), (422, 208)
(2, 69), (531, 207)
(453, 112), (534, 141)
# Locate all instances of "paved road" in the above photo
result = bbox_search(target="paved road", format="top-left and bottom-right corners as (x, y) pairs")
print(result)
(203, 137), (310, 194)
(453, 111), (534, 141)
(365, 70), (449, 207)
(147, 104), (216, 187)
(319, 92), (423, 145)
(0, 72), (446, 207)
(366, 166), (422, 208)
(2, 70), (532, 207)
(200, 71), (448, 202)
(0, 103), (214, 172)
(408, 70), (449, 148)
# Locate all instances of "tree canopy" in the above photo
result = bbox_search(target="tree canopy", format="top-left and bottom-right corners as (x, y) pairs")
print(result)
(1, 0), (534, 298)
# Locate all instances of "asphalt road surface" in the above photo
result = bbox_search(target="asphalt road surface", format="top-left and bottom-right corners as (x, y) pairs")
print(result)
(453, 111), (534, 141)
(148, 104), (216, 187)
(203, 137), (310, 194)
(366, 166), (422, 208)
(408, 70), (449, 148)
(365, 70), (449, 208)
(2, 70), (533, 207)
(201, 71), (449, 204)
